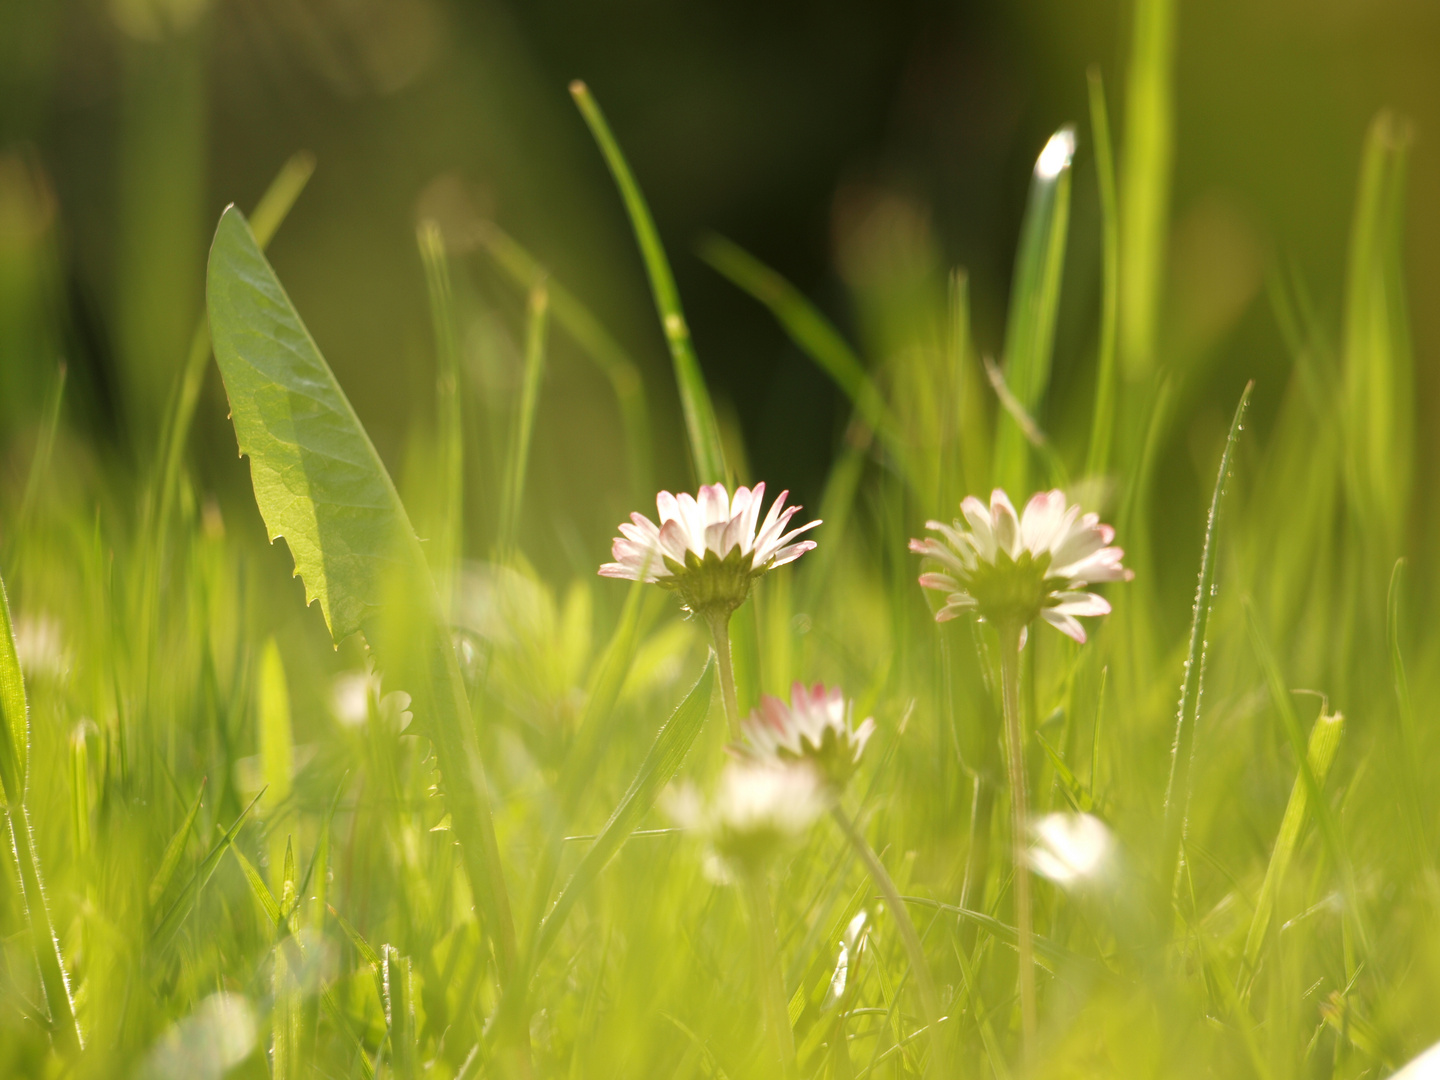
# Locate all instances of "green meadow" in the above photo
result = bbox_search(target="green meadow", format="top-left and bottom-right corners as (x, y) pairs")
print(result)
(0, 2), (1436, 1077)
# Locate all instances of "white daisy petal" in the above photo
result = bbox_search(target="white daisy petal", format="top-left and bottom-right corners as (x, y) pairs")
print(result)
(989, 489), (1021, 558)
(1049, 591), (1111, 617)
(1041, 608), (1087, 643)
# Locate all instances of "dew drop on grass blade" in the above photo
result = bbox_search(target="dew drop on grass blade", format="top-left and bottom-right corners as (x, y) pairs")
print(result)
(1161, 380), (1252, 900)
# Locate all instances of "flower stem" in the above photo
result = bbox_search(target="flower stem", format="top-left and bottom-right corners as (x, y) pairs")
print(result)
(831, 806), (949, 1077)
(998, 621), (1036, 1054)
(743, 871), (797, 1079)
(707, 612), (742, 740)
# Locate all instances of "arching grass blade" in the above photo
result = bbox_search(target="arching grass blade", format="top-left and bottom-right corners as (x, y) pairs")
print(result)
(570, 80), (727, 485)
(1161, 380), (1252, 899)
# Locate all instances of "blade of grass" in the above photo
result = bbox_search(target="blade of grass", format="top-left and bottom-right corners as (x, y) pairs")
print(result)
(152, 787), (265, 952)
(148, 776), (207, 907)
(1244, 601), (1371, 960)
(14, 362), (66, 546)
(570, 80), (727, 485)
(1341, 112), (1413, 557)
(950, 268), (989, 501)
(258, 636), (294, 889)
(993, 126), (1075, 495)
(473, 220), (653, 499)
(1084, 67), (1121, 482)
(1240, 702), (1343, 984)
(1119, 0), (1176, 377)
(522, 577), (652, 939)
(0, 572), (79, 1053)
(529, 654), (715, 970)
(1387, 559), (1426, 853)
(232, 842), (283, 926)
(417, 220), (464, 610)
(696, 233), (899, 448)
(498, 280), (550, 555)
(1161, 381), (1253, 899)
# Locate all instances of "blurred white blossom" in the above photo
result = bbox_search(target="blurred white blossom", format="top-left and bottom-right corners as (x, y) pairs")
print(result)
(139, 992), (256, 1080)
(667, 761), (826, 879)
(1029, 812), (1115, 888)
(739, 682), (874, 791)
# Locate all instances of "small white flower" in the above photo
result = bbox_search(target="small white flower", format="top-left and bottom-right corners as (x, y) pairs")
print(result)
(739, 682), (876, 791)
(599, 482), (819, 617)
(1390, 1039), (1440, 1078)
(1029, 812), (1114, 887)
(140, 992), (256, 1080)
(910, 488), (1132, 643)
(13, 613), (68, 679)
(666, 761), (826, 878)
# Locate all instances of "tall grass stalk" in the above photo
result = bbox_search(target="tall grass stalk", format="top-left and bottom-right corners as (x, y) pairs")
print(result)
(996, 621), (1035, 1052)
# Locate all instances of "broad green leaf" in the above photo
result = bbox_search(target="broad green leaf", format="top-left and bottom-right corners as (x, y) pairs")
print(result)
(153, 150), (316, 555)
(993, 125), (1074, 495)
(206, 206), (518, 978)
(529, 654), (715, 972)
(1161, 382), (1252, 893)
(570, 80), (728, 486)
(1119, 0), (1176, 377)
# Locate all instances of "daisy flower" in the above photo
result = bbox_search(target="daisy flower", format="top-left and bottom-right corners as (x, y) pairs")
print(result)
(909, 488), (1132, 643)
(739, 683), (875, 792)
(667, 761), (826, 879)
(599, 482), (819, 619)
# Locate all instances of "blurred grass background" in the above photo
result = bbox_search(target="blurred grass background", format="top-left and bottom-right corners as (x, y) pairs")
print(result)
(1, 0), (1440, 1077)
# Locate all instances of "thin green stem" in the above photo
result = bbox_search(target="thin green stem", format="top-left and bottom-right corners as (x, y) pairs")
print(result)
(998, 621), (1036, 1055)
(831, 806), (949, 1078)
(6, 804), (81, 1054)
(743, 872), (797, 1080)
(708, 612), (742, 740)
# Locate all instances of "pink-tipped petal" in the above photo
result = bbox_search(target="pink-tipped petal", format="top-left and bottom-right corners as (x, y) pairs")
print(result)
(1040, 608), (1087, 643)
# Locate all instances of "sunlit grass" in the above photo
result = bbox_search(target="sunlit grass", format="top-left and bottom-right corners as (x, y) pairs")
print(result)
(0, 32), (1435, 1080)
